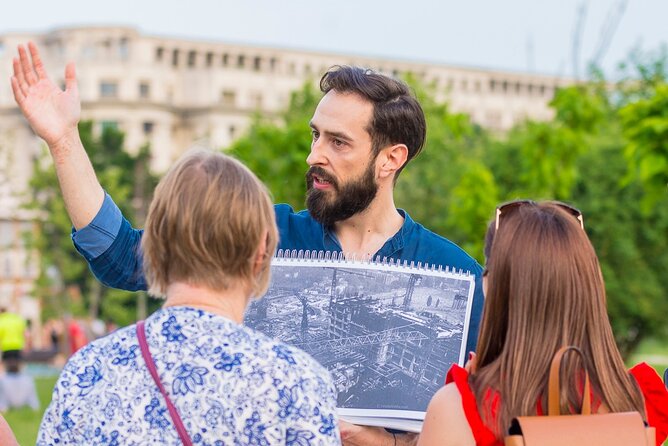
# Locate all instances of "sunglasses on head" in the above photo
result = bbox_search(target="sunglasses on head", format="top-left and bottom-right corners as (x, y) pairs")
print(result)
(495, 200), (584, 231)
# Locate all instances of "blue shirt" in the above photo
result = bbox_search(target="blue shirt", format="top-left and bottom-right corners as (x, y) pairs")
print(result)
(38, 306), (340, 445)
(73, 194), (484, 354)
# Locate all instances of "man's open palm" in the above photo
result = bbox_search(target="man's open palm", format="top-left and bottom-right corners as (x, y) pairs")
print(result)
(10, 42), (81, 148)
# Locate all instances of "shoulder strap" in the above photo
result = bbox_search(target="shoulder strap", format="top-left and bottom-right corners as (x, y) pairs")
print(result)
(548, 346), (591, 416)
(137, 320), (193, 446)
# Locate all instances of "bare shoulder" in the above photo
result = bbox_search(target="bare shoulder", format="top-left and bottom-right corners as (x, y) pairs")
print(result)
(418, 384), (476, 446)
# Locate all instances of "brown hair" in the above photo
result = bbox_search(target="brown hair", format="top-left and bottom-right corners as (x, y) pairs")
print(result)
(142, 150), (278, 298)
(320, 65), (426, 178)
(473, 201), (645, 438)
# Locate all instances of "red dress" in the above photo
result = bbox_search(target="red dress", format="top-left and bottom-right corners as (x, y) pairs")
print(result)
(445, 363), (668, 446)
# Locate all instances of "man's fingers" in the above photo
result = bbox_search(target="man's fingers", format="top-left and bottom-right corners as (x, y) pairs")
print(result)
(64, 63), (77, 94)
(18, 45), (38, 86)
(10, 77), (25, 106)
(12, 58), (29, 98)
(28, 41), (48, 80)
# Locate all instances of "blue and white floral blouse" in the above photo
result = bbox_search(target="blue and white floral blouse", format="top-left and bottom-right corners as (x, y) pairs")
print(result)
(38, 306), (340, 445)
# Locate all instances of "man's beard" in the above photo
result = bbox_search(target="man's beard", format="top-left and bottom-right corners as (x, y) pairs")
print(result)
(305, 162), (378, 227)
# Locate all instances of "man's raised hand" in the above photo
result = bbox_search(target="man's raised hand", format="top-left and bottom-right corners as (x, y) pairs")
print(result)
(10, 42), (81, 151)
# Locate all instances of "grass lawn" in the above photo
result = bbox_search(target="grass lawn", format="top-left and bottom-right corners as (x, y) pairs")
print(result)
(3, 376), (57, 446)
(629, 337), (668, 374)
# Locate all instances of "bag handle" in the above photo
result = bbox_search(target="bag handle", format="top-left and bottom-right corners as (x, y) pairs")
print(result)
(137, 320), (193, 446)
(548, 346), (591, 416)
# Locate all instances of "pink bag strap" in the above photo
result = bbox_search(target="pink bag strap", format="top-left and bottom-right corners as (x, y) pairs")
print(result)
(137, 320), (193, 446)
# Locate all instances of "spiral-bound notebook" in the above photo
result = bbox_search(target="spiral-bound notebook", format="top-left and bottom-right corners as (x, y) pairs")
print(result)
(244, 250), (476, 432)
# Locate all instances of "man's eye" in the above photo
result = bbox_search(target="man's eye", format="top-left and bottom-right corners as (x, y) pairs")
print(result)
(311, 130), (319, 140)
(333, 138), (344, 147)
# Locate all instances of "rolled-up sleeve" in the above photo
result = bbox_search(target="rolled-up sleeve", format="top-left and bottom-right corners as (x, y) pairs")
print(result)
(72, 193), (122, 261)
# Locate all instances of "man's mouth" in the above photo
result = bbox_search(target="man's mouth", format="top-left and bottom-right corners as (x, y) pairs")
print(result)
(308, 168), (337, 190)
(312, 174), (333, 190)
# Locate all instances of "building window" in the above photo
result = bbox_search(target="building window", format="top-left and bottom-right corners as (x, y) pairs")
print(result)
(142, 121), (154, 134)
(172, 49), (180, 67)
(0, 221), (12, 248)
(188, 50), (197, 67)
(221, 90), (236, 106)
(269, 57), (277, 71)
(156, 47), (164, 62)
(139, 82), (150, 99)
(222, 53), (229, 66)
(253, 56), (262, 71)
(100, 81), (118, 98)
(206, 52), (214, 67)
(119, 38), (129, 60)
(237, 54), (245, 68)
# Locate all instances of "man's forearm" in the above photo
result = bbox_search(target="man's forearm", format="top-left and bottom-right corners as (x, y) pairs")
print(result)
(49, 131), (104, 230)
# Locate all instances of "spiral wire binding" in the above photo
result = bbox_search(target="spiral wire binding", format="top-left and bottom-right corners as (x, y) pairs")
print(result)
(274, 249), (471, 277)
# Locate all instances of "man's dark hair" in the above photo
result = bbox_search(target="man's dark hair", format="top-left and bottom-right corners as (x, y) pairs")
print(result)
(319, 66), (427, 178)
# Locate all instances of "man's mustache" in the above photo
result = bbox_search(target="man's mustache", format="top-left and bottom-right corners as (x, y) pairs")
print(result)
(306, 166), (338, 189)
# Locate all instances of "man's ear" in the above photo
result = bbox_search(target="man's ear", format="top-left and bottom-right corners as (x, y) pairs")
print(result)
(253, 230), (269, 275)
(377, 144), (408, 180)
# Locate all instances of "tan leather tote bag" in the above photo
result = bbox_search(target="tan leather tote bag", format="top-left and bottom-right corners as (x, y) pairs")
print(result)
(504, 346), (655, 446)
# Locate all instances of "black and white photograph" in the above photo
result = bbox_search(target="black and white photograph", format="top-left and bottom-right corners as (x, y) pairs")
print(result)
(244, 253), (476, 422)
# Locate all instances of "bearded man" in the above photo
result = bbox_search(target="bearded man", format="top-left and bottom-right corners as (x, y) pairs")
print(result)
(11, 43), (483, 446)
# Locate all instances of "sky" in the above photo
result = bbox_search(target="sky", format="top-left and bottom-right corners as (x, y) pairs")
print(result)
(1, 0), (667, 78)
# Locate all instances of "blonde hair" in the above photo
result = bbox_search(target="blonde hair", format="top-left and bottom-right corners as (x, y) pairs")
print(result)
(473, 202), (645, 438)
(142, 150), (278, 298)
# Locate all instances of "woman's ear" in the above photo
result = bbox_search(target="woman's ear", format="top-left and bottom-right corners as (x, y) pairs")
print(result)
(253, 230), (270, 275)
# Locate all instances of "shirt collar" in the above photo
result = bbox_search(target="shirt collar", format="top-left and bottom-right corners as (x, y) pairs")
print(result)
(321, 209), (414, 258)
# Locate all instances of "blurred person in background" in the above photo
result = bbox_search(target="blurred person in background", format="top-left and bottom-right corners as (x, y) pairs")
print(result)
(0, 307), (26, 368)
(0, 356), (39, 412)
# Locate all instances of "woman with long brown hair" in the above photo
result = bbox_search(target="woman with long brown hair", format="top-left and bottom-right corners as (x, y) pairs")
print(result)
(418, 200), (668, 446)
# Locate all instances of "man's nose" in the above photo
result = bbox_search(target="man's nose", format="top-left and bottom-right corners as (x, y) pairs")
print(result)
(306, 138), (325, 166)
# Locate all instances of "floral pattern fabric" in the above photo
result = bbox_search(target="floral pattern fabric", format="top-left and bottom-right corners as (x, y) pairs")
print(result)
(38, 306), (340, 445)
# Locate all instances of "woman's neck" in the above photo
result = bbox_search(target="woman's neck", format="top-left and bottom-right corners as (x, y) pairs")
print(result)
(163, 281), (251, 324)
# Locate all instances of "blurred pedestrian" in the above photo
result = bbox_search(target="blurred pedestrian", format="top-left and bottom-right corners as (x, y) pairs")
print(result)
(0, 357), (39, 411)
(0, 307), (26, 364)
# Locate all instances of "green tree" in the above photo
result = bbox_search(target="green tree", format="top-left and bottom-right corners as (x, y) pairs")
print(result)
(619, 83), (668, 211)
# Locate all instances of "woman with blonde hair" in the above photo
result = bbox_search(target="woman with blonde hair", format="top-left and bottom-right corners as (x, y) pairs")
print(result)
(418, 200), (668, 446)
(37, 151), (340, 445)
